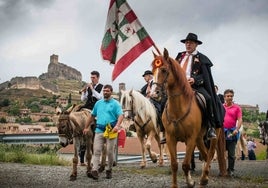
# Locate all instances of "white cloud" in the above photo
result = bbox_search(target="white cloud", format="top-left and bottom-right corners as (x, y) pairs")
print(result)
(0, 0), (268, 112)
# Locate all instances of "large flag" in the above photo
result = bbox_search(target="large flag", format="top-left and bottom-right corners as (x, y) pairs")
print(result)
(101, 0), (155, 81)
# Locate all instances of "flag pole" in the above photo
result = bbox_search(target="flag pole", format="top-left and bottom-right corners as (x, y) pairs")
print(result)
(153, 44), (161, 55)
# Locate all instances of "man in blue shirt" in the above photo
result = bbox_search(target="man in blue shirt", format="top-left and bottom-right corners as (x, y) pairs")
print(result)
(83, 84), (123, 180)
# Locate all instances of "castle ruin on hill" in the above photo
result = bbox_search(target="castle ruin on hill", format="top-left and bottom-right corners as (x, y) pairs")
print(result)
(0, 54), (82, 94)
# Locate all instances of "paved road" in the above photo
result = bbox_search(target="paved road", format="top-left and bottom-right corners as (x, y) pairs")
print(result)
(0, 160), (267, 188)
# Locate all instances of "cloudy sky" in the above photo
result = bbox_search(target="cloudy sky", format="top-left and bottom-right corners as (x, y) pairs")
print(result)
(0, 0), (267, 112)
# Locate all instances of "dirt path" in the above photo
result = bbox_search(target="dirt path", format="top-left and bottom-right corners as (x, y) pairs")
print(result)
(0, 160), (267, 188)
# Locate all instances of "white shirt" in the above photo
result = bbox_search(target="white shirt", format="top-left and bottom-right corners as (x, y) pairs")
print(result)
(181, 50), (198, 79)
(81, 83), (103, 102)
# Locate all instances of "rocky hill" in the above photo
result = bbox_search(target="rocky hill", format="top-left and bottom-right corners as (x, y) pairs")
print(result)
(0, 54), (85, 104)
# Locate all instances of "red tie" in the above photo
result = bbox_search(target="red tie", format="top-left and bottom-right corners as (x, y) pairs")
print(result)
(182, 55), (190, 72)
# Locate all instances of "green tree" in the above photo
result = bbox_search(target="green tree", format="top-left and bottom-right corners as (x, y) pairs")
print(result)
(40, 99), (50, 105)
(39, 117), (50, 122)
(9, 105), (20, 116)
(0, 117), (7, 123)
(16, 116), (32, 123)
(0, 99), (10, 107)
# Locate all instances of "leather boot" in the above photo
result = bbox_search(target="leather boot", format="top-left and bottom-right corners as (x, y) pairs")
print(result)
(207, 127), (217, 139)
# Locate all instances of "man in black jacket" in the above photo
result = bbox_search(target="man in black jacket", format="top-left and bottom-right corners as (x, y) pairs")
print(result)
(175, 33), (224, 140)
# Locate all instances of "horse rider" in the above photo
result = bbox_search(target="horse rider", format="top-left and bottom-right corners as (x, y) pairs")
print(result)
(175, 33), (224, 140)
(78, 70), (103, 166)
(140, 70), (166, 142)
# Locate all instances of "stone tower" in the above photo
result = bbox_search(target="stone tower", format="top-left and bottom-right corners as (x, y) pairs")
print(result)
(50, 54), (59, 64)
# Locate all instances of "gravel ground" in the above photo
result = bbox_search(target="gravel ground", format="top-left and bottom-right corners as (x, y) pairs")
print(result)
(0, 160), (267, 188)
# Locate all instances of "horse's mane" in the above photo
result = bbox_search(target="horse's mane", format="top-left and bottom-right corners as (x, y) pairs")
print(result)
(132, 90), (157, 124)
(169, 58), (193, 97)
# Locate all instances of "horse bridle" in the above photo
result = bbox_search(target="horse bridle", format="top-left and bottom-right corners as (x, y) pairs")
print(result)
(123, 94), (152, 131)
(58, 114), (74, 143)
(154, 61), (192, 126)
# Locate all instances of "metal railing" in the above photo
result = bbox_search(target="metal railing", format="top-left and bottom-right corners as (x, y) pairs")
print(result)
(0, 133), (59, 144)
(117, 151), (200, 163)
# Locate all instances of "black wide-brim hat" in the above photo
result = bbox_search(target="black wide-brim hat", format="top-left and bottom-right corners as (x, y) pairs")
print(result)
(142, 70), (153, 77)
(180, 33), (202, 45)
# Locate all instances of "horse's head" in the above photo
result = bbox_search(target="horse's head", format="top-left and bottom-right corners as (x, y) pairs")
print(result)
(152, 48), (172, 90)
(56, 111), (74, 147)
(120, 90), (135, 120)
(151, 48), (192, 99)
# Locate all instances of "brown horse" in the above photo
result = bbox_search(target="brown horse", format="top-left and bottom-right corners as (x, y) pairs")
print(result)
(120, 89), (165, 168)
(56, 105), (107, 181)
(151, 48), (225, 188)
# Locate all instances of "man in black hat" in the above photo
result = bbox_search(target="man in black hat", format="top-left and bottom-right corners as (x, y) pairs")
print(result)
(141, 70), (154, 97)
(140, 70), (166, 140)
(174, 32), (224, 140)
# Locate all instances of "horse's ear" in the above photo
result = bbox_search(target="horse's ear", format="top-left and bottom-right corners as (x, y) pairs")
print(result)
(130, 89), (133, 96)
(55, 106), (62, 115)
(163, 48), (169, 60)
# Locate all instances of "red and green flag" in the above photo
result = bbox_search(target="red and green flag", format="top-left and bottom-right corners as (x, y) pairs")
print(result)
(101, 0), (155, 81)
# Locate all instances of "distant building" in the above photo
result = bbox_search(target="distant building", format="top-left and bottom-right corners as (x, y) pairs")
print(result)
(239, 104), (259, 113)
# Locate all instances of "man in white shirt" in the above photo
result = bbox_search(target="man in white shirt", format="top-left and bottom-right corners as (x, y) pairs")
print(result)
(79, 71), (103, 110)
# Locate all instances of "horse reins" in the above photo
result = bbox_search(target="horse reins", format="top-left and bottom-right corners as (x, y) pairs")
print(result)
(125, 94), (152, 130)
(155, 60), (193, 126)
(165, 98), (192, 126)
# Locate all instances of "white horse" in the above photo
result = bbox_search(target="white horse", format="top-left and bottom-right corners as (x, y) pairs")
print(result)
(120, 89), (165, 168)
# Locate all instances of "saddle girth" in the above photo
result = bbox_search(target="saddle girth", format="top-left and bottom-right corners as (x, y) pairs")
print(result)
(195, 91), (206, 115)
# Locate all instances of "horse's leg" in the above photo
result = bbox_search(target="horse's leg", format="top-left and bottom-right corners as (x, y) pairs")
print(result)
(146, 131), (158, 164)
(70, 138), (79, 181)
(155, 129), (164, 166)
(86, 137), (93, 177)
(195, 131), (211, 186)
(216, 127), (227, 176)
(182, 140), (196, 188)
(166, 135), (179, 188)
(137, 132), (147, 168)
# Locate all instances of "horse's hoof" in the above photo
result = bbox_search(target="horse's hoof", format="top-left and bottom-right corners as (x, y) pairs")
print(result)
(140, 165), (146, 169)
(158, 161), (164, 167)
(87, 171), (93, 178)
(188, 181), (195, 188)
(69, 175), (77, 181)
(98, 165), (105, 173)
(199, 179), (208, 186)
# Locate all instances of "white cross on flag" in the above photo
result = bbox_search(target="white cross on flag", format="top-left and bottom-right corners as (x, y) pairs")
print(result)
(101, 0), (155, 81)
